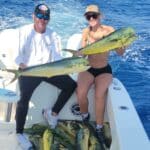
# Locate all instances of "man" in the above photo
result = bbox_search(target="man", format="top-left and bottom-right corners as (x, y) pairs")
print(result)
(15, 3), (76, 149)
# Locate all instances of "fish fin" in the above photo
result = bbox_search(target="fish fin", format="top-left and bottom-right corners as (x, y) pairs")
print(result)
(0, 59), (7, 70)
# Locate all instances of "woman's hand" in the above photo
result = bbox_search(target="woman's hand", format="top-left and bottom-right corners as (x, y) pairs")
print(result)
(116, 46), (127, 56)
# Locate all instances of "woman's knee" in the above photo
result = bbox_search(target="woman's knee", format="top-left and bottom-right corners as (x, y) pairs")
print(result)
(95, 91), (107, 102)
(77, 88), (88, 101)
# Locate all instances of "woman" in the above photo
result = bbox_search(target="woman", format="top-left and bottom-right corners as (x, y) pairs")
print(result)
(76, 4), (125, 146)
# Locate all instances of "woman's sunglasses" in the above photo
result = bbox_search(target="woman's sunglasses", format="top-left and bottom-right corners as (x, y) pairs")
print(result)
(85, 13), (99, 21)
(35, 13), (50, 20)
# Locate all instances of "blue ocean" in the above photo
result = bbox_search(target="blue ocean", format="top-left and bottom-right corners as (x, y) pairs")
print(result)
(0, 0), (149, 139)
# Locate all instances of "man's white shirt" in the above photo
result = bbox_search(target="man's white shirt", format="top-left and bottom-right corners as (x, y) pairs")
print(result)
(15, 24), (62, 67)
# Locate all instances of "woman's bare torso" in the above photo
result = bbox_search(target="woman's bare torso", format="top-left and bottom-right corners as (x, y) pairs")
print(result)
(83, 25), (114, 68)
(88, 53), (109, 68)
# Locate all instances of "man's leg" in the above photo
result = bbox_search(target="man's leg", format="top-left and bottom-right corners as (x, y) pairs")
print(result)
(46, 75), (77, 113)
(16, 76), (42, 133)
(43, 75), (76, 128)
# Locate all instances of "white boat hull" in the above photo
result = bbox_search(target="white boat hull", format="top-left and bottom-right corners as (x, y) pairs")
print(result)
(0, 32), (149, 150)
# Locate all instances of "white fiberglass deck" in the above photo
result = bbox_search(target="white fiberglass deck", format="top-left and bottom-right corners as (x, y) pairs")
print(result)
(0, 77), (149, 150)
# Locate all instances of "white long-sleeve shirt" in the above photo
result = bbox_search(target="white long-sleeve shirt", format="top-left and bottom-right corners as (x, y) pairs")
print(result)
(15, 24), (62, 67)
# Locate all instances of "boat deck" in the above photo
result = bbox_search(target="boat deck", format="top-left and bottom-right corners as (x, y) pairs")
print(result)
(0, 77), (149, 150)
(0, 122), (22, 150)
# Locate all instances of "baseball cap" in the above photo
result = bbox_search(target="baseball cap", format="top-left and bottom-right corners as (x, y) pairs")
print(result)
(34, 3), (50, 16)
(84, 5), (100, 15)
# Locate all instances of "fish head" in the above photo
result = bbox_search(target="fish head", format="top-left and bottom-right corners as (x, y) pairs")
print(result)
(121, 27), (138, 47)
(109, 27), (137, 47)
(96, 27), (137, 50)
(122, 27), (137, 39)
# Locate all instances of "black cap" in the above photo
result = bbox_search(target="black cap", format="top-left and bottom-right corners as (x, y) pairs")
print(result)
(34, 3), (50, 16)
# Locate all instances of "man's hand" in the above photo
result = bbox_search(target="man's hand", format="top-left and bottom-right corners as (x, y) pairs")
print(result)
(19, 63), (27, 69)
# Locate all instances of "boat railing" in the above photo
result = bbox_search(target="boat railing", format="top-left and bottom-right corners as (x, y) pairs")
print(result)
(0, 74), (18, 122)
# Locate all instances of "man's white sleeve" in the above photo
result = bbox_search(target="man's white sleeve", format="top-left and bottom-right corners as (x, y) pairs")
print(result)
(51, 32), (62, 61)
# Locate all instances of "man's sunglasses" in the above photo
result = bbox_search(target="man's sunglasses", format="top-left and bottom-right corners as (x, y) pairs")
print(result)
(35, 13), (50, 20)
(85, 13), (99, 21)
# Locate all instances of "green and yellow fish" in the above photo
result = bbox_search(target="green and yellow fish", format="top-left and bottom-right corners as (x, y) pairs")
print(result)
(0, 57), (89, 83)
(63, 27), (137, 55)
(76, 127), (90, 150)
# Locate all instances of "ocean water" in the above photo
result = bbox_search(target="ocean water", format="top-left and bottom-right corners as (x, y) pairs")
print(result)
(0, 0), (149, 139)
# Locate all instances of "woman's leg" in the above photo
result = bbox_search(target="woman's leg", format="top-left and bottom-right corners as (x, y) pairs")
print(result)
(95, 73), (112, 125)
(77, 71), (94, 114)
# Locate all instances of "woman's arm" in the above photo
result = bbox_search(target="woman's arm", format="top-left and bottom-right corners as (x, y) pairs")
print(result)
(81, 28), (88, 48)
(116, 47), (126, 56)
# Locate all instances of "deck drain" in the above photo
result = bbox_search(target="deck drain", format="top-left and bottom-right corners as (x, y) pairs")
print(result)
(119, 106), (129, 110)
(113, 86), (121, 90)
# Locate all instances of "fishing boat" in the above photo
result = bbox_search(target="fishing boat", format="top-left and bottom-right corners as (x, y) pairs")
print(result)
(0, 31), (149, 150)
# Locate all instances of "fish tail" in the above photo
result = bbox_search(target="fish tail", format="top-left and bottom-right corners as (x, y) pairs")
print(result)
(4, 69), (18, 84)
(0, 60), (18, 84)
(4, 76), (17, 86)
(9, 75), (17, 84)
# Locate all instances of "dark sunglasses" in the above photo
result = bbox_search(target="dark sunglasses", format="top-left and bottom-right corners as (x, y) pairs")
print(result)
(35, 13), (50, 20)
(85, 13), (99, 21)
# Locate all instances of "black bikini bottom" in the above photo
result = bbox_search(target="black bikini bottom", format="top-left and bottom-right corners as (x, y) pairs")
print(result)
(87, 64), (112, 77)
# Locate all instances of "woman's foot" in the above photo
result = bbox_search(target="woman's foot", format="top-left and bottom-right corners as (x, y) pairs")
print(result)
(81, 112), (90, 123)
